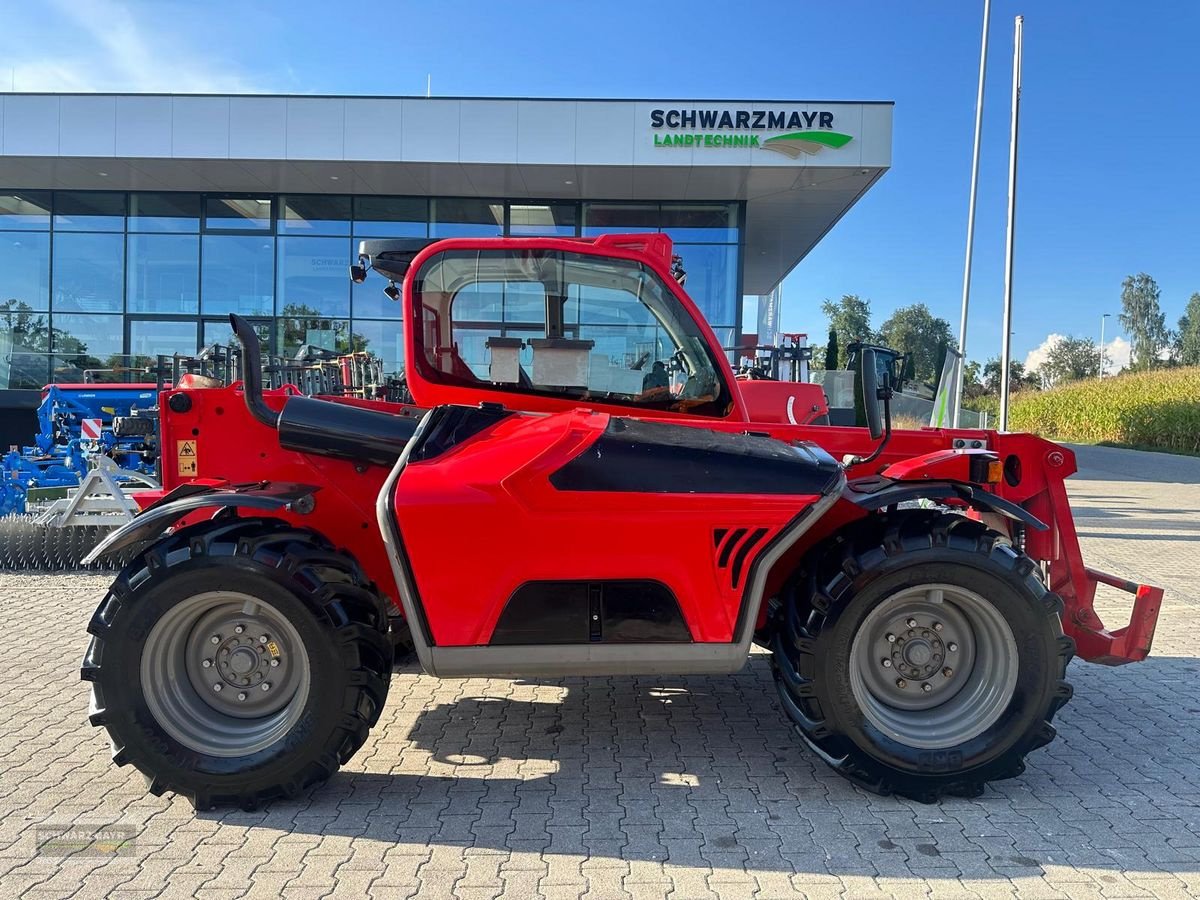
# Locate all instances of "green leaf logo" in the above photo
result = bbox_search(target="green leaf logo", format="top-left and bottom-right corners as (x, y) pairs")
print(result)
(761, 131), (854, 157)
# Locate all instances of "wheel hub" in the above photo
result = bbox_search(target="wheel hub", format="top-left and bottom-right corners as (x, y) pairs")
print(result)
(187, 608), (293, 717)
(849, 583), (1018, 749)
(140, 591), (311, 756)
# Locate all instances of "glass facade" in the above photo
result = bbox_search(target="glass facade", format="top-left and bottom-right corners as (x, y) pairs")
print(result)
(0, 192), (743, 390)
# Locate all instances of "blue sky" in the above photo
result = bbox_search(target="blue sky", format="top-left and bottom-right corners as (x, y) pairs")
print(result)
(5, 0), (1198, 367)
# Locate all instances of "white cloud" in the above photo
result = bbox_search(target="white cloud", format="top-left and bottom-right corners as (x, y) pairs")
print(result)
(1023, 334), (1065, 373)
(6, 0), (266, 94)
(1023, 332), (1131, 377)
(1102, 336), (1131, 375)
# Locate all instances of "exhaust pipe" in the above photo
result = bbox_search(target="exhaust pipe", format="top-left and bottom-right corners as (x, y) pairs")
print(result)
(227, 313), (418, 466)
(229, 314), (280, 429)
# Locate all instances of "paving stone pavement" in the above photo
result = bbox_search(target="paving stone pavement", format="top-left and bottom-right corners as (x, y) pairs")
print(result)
(1, 444), (1198, 899)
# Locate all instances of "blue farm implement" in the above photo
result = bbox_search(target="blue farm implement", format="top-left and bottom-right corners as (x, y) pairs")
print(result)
(1, 383), (159, 517)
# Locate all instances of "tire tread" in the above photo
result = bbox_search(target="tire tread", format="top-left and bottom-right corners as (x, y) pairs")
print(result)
(771, 511), (1074, 802)
(82, 517), (392, 810)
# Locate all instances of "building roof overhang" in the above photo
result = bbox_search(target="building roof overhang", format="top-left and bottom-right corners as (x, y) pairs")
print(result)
(0, 94), (892, 294)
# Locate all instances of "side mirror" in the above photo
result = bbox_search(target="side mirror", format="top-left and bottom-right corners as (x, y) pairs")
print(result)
(858, 347), (884, 441)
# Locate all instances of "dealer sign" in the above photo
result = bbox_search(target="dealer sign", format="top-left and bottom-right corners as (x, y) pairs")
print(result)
(649, 107), (853, 157)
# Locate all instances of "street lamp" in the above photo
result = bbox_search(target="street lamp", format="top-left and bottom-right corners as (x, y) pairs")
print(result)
(1099, 313), (1111, 379)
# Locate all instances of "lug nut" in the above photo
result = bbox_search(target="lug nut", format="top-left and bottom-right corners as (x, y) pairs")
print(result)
(896, 679), (908, 689)
(907, 618), (917, 628)
(202, 659), (212, 668)
(948, 642), (958, 652)
(210, 635), (220, 645)
(235, 625), (245, 634)
(237, 692), (247, 702)
(943, 667), (954, 677)
(885, 633), (896, 643)
(259, 635), (269, 645)
(934, 622), (943, 632)
(882, 659), (892, 668)
(261, 682), (271, 692)
(212, 683), (222, 692)
(921, 683), (932, 693)
(270, 659), (280, 667)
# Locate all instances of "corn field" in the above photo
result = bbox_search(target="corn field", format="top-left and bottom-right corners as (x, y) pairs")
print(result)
(1009, 367), (1200, 454)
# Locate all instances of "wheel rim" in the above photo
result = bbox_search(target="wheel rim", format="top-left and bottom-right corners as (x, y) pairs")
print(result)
(848, 583), (1018, 750)
(140, 591), (311, 757)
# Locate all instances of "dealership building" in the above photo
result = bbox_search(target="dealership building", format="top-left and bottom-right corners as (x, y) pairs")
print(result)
(0, 93), (892, 418)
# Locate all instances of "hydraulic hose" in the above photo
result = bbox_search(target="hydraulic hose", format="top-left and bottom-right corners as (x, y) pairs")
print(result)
(229, 313), (281, 429)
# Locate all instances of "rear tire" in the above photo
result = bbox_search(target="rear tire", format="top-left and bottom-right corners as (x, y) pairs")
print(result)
(771, 512), (1073, 802)
(81, 517), (393, 809)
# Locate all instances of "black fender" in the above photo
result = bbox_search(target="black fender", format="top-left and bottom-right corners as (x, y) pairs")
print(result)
(845, 478), (1048, 531)
(81, 481), (319, 564)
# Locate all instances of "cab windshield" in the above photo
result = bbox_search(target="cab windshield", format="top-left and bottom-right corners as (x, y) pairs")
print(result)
(411, 249), (734, 417)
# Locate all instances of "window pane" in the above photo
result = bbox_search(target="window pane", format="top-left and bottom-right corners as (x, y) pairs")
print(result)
(430, 199), (504, 237)
(452, 282), (546, 324)
(508, 203), (577, 236)
(0, 232), (51, 311)
(129, 318), (198, 363)
(353, 197), (427, 237)
(129, 193), (201, 233)
(52, 233), (125, 313)
(279, 195), (351, 236)
(128, 234), (199, 314)
(201, 235), (274, 316)
(568, 283), (656, 327)
(581, 203), (659, 236)
(277, 316), (349, 357)
(413, 249), (733, 416)
(203, 318), (270, 352)
(52, 313), (124, 369)
(205, 196), (273, 231)
(675, 244), (737, 326)
(0, 192), (52, 230)
(53, 192), (126, 231)
(0, 305), (52, 388)
(277, 236), (351, 317)
(351, 318), (404, 377)
(659, 203), (738, 242)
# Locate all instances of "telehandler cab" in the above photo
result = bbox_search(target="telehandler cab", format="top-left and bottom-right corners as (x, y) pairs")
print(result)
(81, 232), (1161, 809)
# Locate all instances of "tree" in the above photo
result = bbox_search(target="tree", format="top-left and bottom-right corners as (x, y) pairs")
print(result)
(820, 295), (873, 369)
(1036, 336), (1099, 386)
(1119, 273), (1168, 370)
(1176, 292), (1200, 366)
(0, 299), (54, 353)
(824, 328), (838, 371)
(877, 303), (955, 385)
(962, 359), (986, 400)
(982, 357), (1039, 394)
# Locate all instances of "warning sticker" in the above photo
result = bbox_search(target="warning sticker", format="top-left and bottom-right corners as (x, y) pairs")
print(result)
(177, 439), (198, 476)
(81, 418), (103, 441)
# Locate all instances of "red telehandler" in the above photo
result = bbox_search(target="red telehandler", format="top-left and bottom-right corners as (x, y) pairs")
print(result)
(81, 233), (1162, 809)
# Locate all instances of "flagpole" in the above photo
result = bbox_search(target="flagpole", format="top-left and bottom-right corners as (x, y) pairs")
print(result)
(999, 15), (1023, 431)
(952, 0), (991, 428)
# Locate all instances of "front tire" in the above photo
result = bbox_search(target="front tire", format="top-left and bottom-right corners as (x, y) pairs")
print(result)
(771, 512), (1073, 802)
(81, 517), (393, 809)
